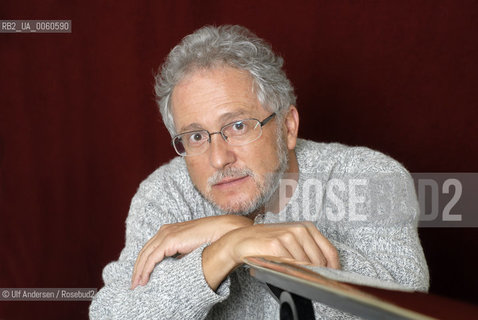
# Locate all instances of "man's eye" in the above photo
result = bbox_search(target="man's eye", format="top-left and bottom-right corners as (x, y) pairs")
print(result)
(188, 132), (206, 143)
(192, 133), (203, 141)
(233, 122), (246, 131)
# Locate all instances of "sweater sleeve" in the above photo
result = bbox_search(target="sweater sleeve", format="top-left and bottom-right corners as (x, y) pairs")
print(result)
(304, 146), (429, 319)
(322, 147), (429, 292)
(89, 168), (230, 319)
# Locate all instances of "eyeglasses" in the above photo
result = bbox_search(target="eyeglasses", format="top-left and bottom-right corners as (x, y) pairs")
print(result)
(172, 113), (276, 156)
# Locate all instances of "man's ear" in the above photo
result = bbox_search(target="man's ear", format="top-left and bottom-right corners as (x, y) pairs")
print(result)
(283, 105), (299, 150)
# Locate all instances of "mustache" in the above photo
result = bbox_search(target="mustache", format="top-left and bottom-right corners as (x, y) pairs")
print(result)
(208, 167), (255, 186)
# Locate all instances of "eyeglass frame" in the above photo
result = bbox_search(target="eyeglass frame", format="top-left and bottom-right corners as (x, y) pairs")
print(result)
(172, 112), (277, 157)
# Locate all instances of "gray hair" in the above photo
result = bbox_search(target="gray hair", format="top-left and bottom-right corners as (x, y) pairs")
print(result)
(154, 25), (297, 136)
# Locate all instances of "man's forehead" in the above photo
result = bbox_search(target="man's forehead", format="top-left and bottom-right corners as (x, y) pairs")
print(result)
(170, 67), (266, 132)
(172, 67), (255, 101)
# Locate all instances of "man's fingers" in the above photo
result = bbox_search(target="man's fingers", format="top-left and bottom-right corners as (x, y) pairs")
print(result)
(132, 235), (182, 288)
(287, 224), (328, 266)
(267, 238), (295, 260)
(131, 236), (165, 288)
(278, 233), (310, 263)
(280, 223), (326, 266)
(305, 223), (341, 269)
(138, 246), (168, 285)
(301, 234), (328, 266)
(133, 234), (161, 272)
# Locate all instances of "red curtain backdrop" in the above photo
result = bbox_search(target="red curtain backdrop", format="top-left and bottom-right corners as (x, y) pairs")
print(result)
(1, 1), (477, 319)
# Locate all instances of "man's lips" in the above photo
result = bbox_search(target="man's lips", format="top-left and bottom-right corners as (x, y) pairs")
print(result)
(213, 175), (250, 187)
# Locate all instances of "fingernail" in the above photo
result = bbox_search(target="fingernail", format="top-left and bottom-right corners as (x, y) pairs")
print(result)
(132, 275), (140, 288)
(140, 276), (146, 286)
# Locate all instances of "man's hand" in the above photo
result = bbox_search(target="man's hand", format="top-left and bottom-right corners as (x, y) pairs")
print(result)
(203, 222), (340, 290)
(131, 215), (253, 289)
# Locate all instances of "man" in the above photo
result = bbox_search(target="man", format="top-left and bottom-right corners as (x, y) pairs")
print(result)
(90, 25), (429, 319)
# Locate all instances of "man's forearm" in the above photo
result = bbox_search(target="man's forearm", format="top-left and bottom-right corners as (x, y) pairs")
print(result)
(202, 222), (340, 291)
(202, 236), (238, 291)
(131, 214), (254, 289)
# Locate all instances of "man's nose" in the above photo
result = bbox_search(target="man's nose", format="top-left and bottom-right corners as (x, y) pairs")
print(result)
(208, 133), (236, 169)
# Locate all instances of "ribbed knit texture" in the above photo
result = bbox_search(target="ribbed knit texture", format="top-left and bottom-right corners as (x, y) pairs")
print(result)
(90, 139), (429, 319)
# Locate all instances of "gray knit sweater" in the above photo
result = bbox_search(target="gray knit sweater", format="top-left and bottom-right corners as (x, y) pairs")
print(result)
(90, 139), (429, 319)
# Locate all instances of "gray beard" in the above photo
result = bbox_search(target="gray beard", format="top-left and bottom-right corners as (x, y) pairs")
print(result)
(199, 127), (290, 217)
